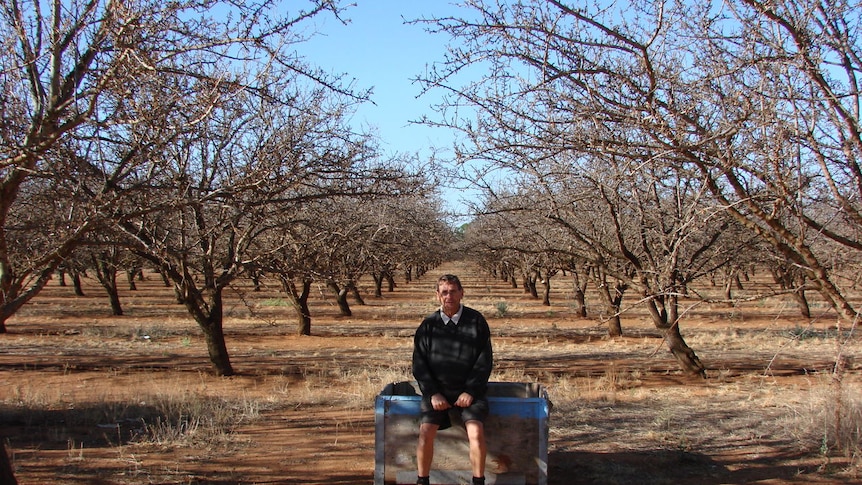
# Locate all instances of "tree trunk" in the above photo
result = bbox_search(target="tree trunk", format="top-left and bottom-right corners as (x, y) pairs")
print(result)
(158, 268), (171, 287)
(201, 314), (233, 377)
(350, 281), (365, 305)
(166, 269), (235, 376)
(770, 265), (812, 319)
(126, 269), (138, 291)
(592, 272), (625, 337)
(572, 270), (588, 318)
(524, 273), (538, 298)
(327, 280), (352, 316)
(93, 254), (123, 316)
(107, 287), (123, 316)
(662, 323), (706, 377)
(541, 276), (551, 306)
(793, 290), (811, 319)
(723, 273), (734, 302)
(72, 271), (85, 296)
(645, 293), (706, 377)
(250, 269), (262, 292)
(0, 438), (16, 485)
(281, 275), (312, 336)
(599, 287), (624, 337)
(372, 273), (384, 297)
(191, 287), (233, 376)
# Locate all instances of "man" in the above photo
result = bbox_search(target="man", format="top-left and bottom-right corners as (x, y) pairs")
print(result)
(412, 274), (493, 485)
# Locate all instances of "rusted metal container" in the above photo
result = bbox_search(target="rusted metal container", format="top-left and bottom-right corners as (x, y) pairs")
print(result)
(374, 381), (550, 485)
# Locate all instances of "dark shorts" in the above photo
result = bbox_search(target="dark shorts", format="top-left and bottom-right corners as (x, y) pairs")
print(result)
(420, 390), (489, 430)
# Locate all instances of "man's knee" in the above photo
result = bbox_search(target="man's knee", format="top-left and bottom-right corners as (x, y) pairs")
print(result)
(464, 421), (485, 441)
(418, 423), (439, 442)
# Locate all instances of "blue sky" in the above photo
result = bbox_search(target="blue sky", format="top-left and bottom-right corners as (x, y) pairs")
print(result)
(302, 1), (458, 159)
(302, 1), (482, 224)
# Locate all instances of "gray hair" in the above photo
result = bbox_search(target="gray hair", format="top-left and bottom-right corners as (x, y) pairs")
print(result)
(436, 274), (463, 291)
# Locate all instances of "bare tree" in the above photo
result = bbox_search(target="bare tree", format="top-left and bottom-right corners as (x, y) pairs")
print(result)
(89, 245), (124, 316)
(0, 0), (355, 332)
(686, 0), (862, 324)
(258, 188), (441, 335)
(1, 0), (431, 380)
(368, 195), (452, 294)
(418, 1), (776, 375)
(114, 82), (416, 375)
(0, 163), (88, 329)
(314, 199), (381, 317)
(566, 259), (590, 318)
(439, 0), (862, 326)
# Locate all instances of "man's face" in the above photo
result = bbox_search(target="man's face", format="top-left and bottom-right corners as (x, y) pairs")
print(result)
(436, 281), (463, 316)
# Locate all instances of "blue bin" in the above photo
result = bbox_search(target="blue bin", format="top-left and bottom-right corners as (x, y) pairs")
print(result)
(374, 381), (550, 485)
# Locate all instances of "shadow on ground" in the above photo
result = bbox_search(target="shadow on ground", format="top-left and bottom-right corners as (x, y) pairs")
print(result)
(548, 448), (851, 485)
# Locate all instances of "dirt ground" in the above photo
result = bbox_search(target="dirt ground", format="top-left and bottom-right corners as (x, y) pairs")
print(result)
(1, 261), (860, 484)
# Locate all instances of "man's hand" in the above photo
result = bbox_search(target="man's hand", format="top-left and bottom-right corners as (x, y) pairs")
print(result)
(431, 393), (451, 411)
(454, 392), (474, 408)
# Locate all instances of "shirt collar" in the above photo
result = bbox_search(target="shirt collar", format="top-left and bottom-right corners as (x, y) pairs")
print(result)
(441, 305), (464, 325)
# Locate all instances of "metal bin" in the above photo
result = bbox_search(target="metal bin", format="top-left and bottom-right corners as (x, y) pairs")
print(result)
(374, 381), (550, 485)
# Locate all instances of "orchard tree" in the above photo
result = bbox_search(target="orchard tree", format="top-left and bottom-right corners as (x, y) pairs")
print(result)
(419, 0), (769, 375)
(254, 209), (324, 336)
(114, 82), (415, 375)
(370, 194), (452, 289)
(313, 198), (385, 317)
(0, 0), (356, 332)
(419, 0), (862, 328)
(257, 189), (442, 335)
(88, 243), (124, 316)
(689, 0), (862, 324)
(0, 159), (89, 330)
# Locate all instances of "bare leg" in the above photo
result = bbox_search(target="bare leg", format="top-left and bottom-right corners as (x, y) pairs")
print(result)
(417, 423), (439, 478)
(465, 420), (486, 479)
